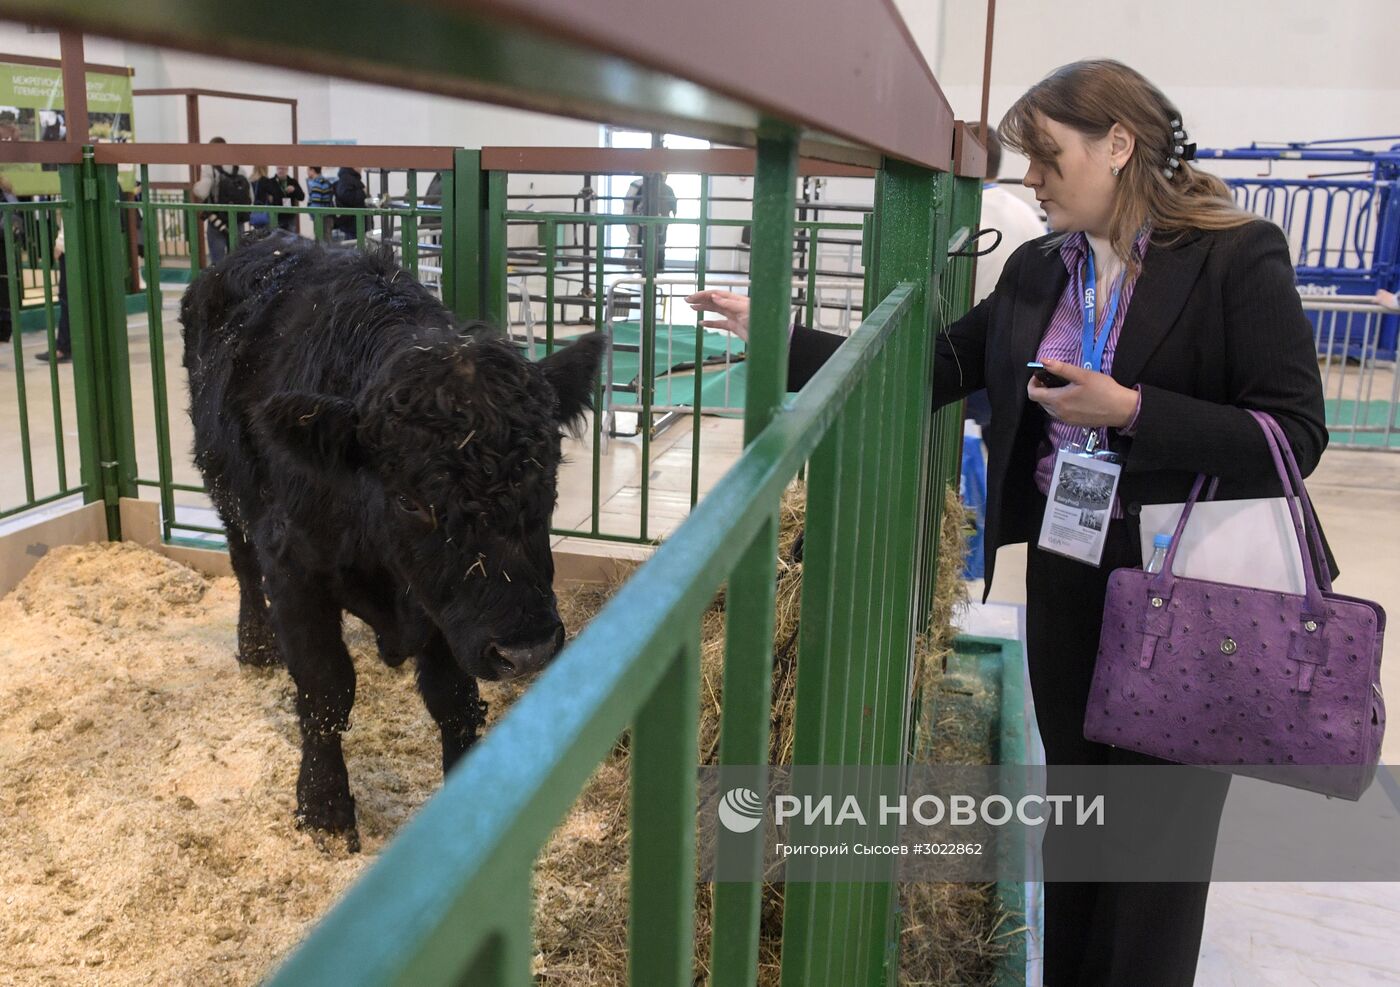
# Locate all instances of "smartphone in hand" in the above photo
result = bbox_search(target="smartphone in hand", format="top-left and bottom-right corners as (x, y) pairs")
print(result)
(1027, 361), (1070, 388)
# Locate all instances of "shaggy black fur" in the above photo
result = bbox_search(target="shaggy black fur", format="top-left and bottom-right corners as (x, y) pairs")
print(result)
(181, 230), (605, 845)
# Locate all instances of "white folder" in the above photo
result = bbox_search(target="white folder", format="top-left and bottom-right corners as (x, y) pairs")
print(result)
(1138, 497), (1308, 595)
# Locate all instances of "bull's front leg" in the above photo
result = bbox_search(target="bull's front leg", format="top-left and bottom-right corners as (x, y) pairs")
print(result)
(416, 632), (489, 775)
(267, 579), (360, 849)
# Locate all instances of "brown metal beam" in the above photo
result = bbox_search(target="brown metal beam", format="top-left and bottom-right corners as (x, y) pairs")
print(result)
(980, 0), (997, 135)
(480, 146), (873, 178)
(0, 51), (131, 75)
(93, 142), (456, 169)
(0, 142), (84, 164)
(58, 31), (88, 146)
(133, 86), (297, 106)
(952, 122), (988, 180)
(450, 0), (953, 170)
(0, 0), (955, 171)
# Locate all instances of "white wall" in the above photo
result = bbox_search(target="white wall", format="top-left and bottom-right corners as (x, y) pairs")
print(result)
(0, 22), (602, 188)
(930, 0), (1398, 184)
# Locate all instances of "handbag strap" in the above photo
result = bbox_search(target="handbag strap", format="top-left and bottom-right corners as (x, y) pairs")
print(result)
(1252, 412), (1332, 592)
(1247, 410), (1329, 619)
(1149, 411), (1327, 623)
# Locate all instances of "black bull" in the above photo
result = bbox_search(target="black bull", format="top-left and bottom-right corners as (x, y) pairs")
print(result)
(181, 231), (605, 846)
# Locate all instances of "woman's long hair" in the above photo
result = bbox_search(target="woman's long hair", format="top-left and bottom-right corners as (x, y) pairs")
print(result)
(999, 59), (1252, 269)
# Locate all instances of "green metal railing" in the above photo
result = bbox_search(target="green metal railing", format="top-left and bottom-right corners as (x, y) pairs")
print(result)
(499, 210), (865, 545)
(0, 195), (87, 520)
(269, 140), (978, 986)
(1, 144), (980, 983)
(485, 155), (871, 546)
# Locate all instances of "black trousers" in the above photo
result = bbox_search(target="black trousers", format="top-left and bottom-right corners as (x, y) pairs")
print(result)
(1025, 506), (1231, 987)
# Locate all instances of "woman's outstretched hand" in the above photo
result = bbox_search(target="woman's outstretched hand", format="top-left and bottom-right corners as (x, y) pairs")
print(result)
(686, 289), (751, 342)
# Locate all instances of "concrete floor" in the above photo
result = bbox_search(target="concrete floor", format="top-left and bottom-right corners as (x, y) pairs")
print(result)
(3, 299), (1399, 984)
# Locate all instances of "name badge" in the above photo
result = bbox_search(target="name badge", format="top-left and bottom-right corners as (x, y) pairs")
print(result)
(1037, 443), (1123, 567)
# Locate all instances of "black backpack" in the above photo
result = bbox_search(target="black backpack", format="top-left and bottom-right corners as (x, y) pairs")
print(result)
(210, 166), (253, 227)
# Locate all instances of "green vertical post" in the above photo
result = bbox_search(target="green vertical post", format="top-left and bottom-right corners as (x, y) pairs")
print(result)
(437, 165), (457, 313)
(36, 208), (68, 491)
(709, 130), (798, 987)
(544, 220), (556, 355)
(403, 168), (419, 278)
(485, 168), (509, 331)
(629, 637), (701, 987)
(185, 193), (201, 276)
(708, 518), (777, 986)
(4, 211), (34, 504)
(690, 173), (710, 508)
(865, 159), (945, 986)
(591, 218), (605, 535)
(140, 166), (177, 542)
(743, 130), (799, 444)
(62, 152), (137, 538)
(448, 149), (481, 322)
(779, 408), (844, 987)
(59, 164), (101, 513)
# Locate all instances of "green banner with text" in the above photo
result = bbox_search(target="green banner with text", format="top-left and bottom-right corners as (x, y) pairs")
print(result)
(0, 62), (136, 195)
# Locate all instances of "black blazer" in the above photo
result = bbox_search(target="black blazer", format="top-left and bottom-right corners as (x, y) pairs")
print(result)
(789, 219), (1333, 596)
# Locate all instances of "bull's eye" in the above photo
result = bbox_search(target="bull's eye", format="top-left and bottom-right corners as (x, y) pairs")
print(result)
(396, 495), (428, 519)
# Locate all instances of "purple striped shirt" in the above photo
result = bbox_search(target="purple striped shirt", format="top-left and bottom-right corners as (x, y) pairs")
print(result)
(1033, 230), (1151, 511)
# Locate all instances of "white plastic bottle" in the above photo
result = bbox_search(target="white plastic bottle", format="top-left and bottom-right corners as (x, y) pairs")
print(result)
(1145, 534), (1172, 574)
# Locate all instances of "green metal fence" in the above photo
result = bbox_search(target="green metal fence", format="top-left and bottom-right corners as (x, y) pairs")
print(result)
(267, 140), (979, 985)
(480, 153), (874, 545)
(1, 143), (980, 982)
(0, 192), (89, 521)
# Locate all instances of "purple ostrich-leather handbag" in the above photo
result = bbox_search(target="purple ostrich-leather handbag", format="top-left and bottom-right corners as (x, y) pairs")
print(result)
(1084, 411), (1386, 799)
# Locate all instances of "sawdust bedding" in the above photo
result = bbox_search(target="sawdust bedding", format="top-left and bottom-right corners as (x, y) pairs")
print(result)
(0, 542), (518, 986)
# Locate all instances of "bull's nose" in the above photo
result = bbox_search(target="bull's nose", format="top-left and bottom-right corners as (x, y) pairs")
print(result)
(486, 625), (565, 679)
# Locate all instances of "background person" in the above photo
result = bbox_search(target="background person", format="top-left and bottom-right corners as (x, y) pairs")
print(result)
(273, 166), (304, 233)
(332, 166), (367, 242)
(688, 60), (1330, 987)
(306, 166), (335, 240)
(192, 137), (251, 264)
(249, 165), (276, 229)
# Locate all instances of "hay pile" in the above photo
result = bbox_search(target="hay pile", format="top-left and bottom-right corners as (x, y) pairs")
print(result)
(533, 485), (1012, 986)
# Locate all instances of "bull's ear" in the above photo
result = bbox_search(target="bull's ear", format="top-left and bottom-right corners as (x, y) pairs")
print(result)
(253, 391), (363, 473)
(539, 331), (606, 429)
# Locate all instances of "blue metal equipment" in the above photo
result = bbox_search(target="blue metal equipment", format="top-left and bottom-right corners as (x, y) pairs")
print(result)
(1197, 138), (1400, 359)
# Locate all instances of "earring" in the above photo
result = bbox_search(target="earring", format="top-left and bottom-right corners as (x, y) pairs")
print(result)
(1111, 164), (1122, 177)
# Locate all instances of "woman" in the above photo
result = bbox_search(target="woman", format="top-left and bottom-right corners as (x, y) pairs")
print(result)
(689, 60), (1329, 986)
(250, 165), (278, 229)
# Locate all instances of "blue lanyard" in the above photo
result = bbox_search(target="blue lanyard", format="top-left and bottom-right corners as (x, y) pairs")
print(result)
(1081, 250), (1125, 373)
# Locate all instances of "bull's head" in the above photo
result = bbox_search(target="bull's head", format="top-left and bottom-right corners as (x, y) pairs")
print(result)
(256, 330), (606, 681)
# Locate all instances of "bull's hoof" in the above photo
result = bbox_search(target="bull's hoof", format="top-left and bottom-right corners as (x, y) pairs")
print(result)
(297, 816), (362, 854)
(295, 800), (360, 853)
